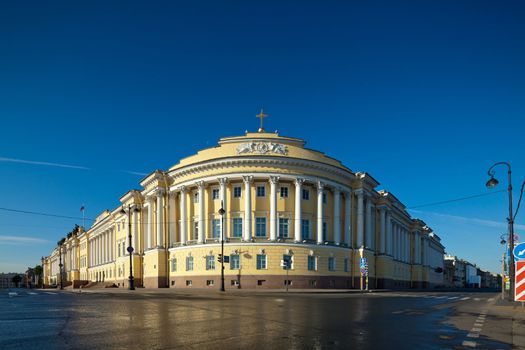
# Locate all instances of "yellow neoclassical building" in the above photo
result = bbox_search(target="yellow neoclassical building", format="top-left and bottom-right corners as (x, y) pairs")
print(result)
(43, 118), (445, 290)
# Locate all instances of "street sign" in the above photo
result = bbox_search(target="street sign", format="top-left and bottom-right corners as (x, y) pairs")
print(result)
(360, 258), (367, 268)
(515, 261), (525, 302)
(513, 242), (525, 261)
(360, 268), (368, 276)
(127, 246), (134, 254)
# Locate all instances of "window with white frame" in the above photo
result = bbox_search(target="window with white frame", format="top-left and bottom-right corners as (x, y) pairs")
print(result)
(328, 257), (336, 271)
(212, 219), (221, 238)
(233, 186), (242, 198)
(230, 254), (240, 269)
(302, 189), (310, 200)
(255, 217), (266, 237)
(322, 222), (328, 241)
(186, 256), (194, 271)
(171, 258), (177, 272)
(308, 255), (317, 271)
(206, 255), (215, 270)
(301, 219), (310, 240)
(278, 218), (289, 238)
(193, 221), (198, 240)
(232, 218), (242, 237)
(344, 258), (349, 272)
(256, 185), (265, 197)
(256, 254), (267, 269)
(280, 186), (288, 198)
(212, 188), (220, 200)
(194, 192), (199, 203)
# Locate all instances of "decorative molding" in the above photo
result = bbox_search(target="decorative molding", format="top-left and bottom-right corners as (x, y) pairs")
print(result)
(236, 142), (288, 155)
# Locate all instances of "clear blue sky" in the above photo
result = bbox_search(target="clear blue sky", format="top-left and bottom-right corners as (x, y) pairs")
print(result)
(0, 0), (524, 274)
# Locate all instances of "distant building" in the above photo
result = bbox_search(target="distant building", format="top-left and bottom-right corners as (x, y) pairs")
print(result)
(444, 255), (500, 289)
(42, 122), (446, 289)
(0, 273), (23, 288)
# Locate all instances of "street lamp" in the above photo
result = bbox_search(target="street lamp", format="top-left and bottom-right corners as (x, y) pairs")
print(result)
(57, 238), (65, 290)
(120, 204), (140, 290)
(218, 202), (225, 292)
(499, 234), (507, 300)
(486, 162), (525, 301)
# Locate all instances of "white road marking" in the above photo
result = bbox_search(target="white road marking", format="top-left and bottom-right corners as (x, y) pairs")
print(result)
(467, 333), (480, 338)
(473, 297), (482, 301)
(45, 292), (57, 295)
(8, 292), (18, 297)
(474, 323), (483, 327)
(471, 327), (482, 332)
(27, 292), (38, 295)
(462, 340), (477, 347)
(460, 297), (470, 300)
(448, 296), (459, 300)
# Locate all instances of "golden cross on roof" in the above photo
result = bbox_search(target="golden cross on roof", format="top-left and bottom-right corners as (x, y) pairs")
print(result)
(256, 109), (268, 132)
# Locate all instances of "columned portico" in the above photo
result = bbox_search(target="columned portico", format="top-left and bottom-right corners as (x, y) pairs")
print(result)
(344, 190), (352, 247)
(379, 206), (386, 254)
(365, 197), (373, 249)
(197, 182), (205, 244)
(146, 196), (154, 249)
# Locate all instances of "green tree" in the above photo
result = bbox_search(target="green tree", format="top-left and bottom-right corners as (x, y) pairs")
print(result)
(12, 275), (22, 288)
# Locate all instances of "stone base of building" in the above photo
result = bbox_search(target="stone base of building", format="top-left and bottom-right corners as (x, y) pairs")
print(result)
(144, 276), (168, 288)
(170, 275), (356, 289)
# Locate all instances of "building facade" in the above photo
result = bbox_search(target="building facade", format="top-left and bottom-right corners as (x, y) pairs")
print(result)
(43, 127), (445, 289)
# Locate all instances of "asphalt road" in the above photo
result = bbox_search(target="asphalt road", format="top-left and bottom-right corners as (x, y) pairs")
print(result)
(0, 289), (515, 349)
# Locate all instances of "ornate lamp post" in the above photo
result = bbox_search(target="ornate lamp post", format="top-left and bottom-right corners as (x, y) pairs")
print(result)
(486, 162), (525, 301)
(120, 204), (140, 290)
(57, 238), (65, 290)
(219, 202), (226, 292)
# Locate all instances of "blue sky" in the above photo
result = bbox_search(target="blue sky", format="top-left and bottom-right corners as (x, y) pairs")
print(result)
(0, 0), (524, 274)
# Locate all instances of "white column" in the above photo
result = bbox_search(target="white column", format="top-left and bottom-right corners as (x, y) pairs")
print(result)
(96, 236), (100, 265)
(111, 229), (114, 261)
(405, 230), (409, 263)
(179, 187), (187, 244)
(379, 207), (386, 254)
(103, 232), (107, 263)
(333, 187), (341, 244)
(133, 211), (139, 251)
(386, 212), (392, 255)
(168, 192), (176, 248)
(316, 181), (324, 244)
(365, 198), (373, 249)
(294, 178), (304, 242)
(269, 176), (278, 241)
(414, 232), (420, 264)
(356, 189), (365, 248)
(219, 178), (228, 238)
(197, 182), (205, 244)
(89, 239), (92, 267)
(243, 176), (253, 241)
(146, 197), (153, 249)
(344, 190), (352, 247)
(157, 190), (164, 247)
(392, 223), (397, 259)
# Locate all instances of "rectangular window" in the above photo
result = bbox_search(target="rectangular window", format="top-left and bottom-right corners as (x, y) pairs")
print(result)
(256, 254), (267, 269)
(256, 185), (265, 197)
(206, 280), (214, 286)
(193, 222), (199, 240)
(233, 186), (242, 198)
(308, 255), (317, 271)
(232, 218), (243, 238)
(122, 241), (126, 256)
(117, 243), (121, 257)
(230, 254), (240, 269)
(186, 280), (192, 286)
(302, 189), (310, 200)
(186, 256), (194, 271)
(212, 219), (221, 238)
(328, 257), (335, 271)
(279, 218), (289, 238)
(344, 258), (349, 272)
(280, 186), (288, 198)
(206, 256), (215, 270)
(255, 217), (266, 237)
(194, 192), (199, 203)
(301, 219), (310, 240)
(171, 258), (177, 272)
(322, 222), (328, 241)
(212, 189), (220, 200)
(322, 193), (327, 204)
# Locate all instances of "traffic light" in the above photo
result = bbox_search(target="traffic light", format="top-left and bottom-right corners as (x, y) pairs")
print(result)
(218, 254), (223, 263)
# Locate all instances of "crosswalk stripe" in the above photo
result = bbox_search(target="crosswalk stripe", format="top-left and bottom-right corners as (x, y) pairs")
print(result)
(45, 292), (57, 295)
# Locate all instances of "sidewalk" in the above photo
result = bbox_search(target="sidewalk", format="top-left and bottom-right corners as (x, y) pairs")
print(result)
(490, 298), (525, 348)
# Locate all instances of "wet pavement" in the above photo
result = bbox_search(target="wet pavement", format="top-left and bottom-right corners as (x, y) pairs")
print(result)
(0, 289), (519, 349)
